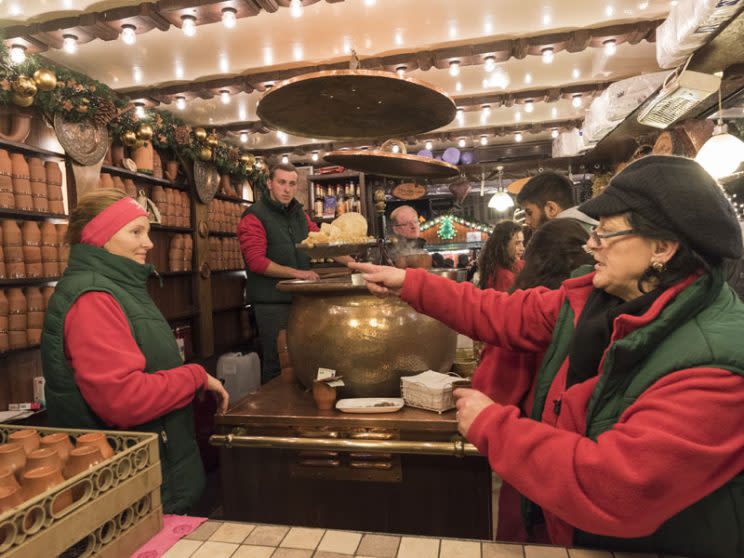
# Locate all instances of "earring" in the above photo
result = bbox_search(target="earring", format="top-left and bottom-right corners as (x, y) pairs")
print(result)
(651, 260), (665, 272)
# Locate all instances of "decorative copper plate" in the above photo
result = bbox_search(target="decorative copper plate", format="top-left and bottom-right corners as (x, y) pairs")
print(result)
(256, 70), (456, 139)
(295, 239), (391, 259)
(324, 149), (460, 179)
(194, 160), (220, 204)
(53, 113), (109, 166)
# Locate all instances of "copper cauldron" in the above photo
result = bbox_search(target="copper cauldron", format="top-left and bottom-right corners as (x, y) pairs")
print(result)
(277, 279), (456, 397)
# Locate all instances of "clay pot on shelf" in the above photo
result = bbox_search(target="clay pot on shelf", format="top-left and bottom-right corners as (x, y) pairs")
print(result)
(99, 173), (114, 189)
(13, 193), (33, 211)
(24, 447), (62, 475)
(8, 429), (39, 457)
(21, 465), (71, 513)
(44, 161), (62, 188)
(123, 178), (137, 198)
(48, 198), (65, 215)
(29, 157), (47, 210)
(111, 175), (126, 193)
(152, 149), (162, 179)
(132, 142), (154, 174)
(75, 432), (114, 460)
(56, 224), (69, 272)
(0, 150), (14, 209)
(312, 380), (338, 411)
(110, 143), (125, 167)
(21, 220), (41, 246)
(42, 286), (55, 309)
(0, 289), (8, 352)
(45, 161), (64, 214)
(7, 288), (27, 348)
(164, 160), (179, 182)
(25, 287), (44, 341)
(42, 261), (59, 278)
(10, 153), (30, 195)
(0, 443), (26, 479)
(40, 433), (73, 464)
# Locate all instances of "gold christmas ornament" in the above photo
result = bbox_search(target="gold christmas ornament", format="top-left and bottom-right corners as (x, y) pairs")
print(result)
(206, 133), (219, 147)
(134, 140), (146, 149)
(76, 104), (89, 113)
(198, 147), (213, 161)
(32, 68), (57, 91)
(194, 127), (208, 141)
(121, 131), (138, 147)
(137, 123), (154, 141)
(241, 153), (256, 166)
(14, 75), (38, 97)
(11, 92), (34, 107)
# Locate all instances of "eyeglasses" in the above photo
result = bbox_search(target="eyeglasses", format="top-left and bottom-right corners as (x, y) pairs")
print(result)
(589, 227), (638, 245)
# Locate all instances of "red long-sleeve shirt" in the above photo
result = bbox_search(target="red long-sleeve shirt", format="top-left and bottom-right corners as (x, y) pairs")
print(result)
(63, 291), (208, 429)
(238, 212), (319, 274)
(401, 268), (744, 545)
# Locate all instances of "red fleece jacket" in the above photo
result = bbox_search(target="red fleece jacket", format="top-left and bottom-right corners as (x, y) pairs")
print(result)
(401, 269), (744, 545)
(238, 212), (319, 274)
(64, 291), (208, 429)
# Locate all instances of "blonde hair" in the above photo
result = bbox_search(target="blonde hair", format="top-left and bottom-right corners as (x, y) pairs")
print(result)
(66, 189), (129, 245)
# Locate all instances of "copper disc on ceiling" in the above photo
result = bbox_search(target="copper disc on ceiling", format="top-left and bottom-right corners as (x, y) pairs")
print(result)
(324, 149), (460, 179)
(256, 69), (456, 139)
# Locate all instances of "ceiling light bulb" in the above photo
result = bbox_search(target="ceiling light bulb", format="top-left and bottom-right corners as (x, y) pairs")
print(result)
(396, 66), (406, 77)
(606, 5), (615, 16)
(670, 0), (678, 6)
(181, 15), (196, 36)
(220, 90), (230, 104)
(175, 96), (186, 110)
(484, 56), (496, 72)
(364, 0), (376, 5)
(515, 111), (522, 122)
(515, 132), (523, 142)
(482, 104), (491, 116)
(135, 103), (145, 118)
(391, 144), (401, 153)
(455, 81), (462, 92)
(282, 154), (289, 164)
(290, 0), (303, 18)
(572, 94), (583, 108)
(222, 7), (237, 28)
(551, 106), (558, 118)
(311, 152), (319, 162)
(524, 72), (533, 85)
(639, 1), (649, 8)
(458, 138), (466, 148)
(603, 39), (617, 56)
(541, 47), (554, 64)
(524, 100), (534, 113)
(240, 132), (248, 143)
(696, 122), (744, 179)
(572, 68), (581, 79)
(449, 60), (460, 77)
(62, 34), (78, 54)
(480, 135), (488, 146)
(551, 128), (559, 139)
(489, 192), (514, 211)
(425, 141), (433, 150)
(121, 24), (136, 45)
(456, 108), (464, 121)
(9, 44), (26, 65)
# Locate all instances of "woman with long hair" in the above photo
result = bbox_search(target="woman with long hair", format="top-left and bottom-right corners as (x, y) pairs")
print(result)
(477, 221), (525, 291)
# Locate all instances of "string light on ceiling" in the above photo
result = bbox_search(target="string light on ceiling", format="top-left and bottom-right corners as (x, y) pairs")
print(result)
(312, 152), (319, 162)
(449, 60), (461, 77)
(458, 138), (467, 148)
(481, 104), (491, 117)
(135, 102), (145, 118)
(455, 81), (462, 92)
(572, 68), (581, 79)
(9, 45), (26, 64)
(572, 94), (583, 108)
(240, 132), (248, 143)
(639, 1), (649, 8)
(425, 141), (433, 150)
(63, 34), (78, 54)
(524, 72), (533, 85)
(541, 47), (554, 64)
(175, 96), (186, 110)
(603, 39), (617, 56)
(396, 66), (406, 77)
(121, 24), (136, 45)
(524, 100), (534, 113)
(551, 106), (558, 118)
(222, 7), (237, 28)
(282, 154), (289, 164)
(551, 128), (559, 138)
(290, 0), (303, 18)
(220, 90), (231, 104)
(483, 56), (496, 72)
(515, 131), (523, 142)
(456, 107), (464, 121)
(181, 15), (197, 36)
(480, 135), (488, 146)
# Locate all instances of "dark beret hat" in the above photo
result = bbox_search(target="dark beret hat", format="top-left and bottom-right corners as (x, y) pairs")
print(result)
(579, 155), (742, 262)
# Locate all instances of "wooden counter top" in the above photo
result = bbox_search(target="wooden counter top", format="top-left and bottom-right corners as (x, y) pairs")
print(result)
(217, 377), (458, 433)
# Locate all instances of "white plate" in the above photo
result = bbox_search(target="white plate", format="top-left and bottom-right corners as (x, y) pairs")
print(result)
(335, 398), (405, 414)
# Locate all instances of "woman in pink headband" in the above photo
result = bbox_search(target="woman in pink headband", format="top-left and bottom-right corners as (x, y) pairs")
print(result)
(41, 189), (228, 514)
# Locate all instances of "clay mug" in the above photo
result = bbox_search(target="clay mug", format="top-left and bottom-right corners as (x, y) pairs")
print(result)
(21, 465), (71, 513)
(98, 173), (114, 189)
(0, 483), (23, 514)
(75, 432), (114, 460)
(63, 446), (104, 500)
(24, 448), (62, 475)
(312, 380), (338, 411)
(164, 160), (179, 182)
(8, 429), (39, 456)
(40, 433), (73, 463)
(0, 444), (26, 480)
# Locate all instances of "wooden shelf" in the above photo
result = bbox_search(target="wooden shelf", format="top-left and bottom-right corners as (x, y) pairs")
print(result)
(214, 193), (253, 204)
(0, 138), (65, 160)
(308, 171), (360, 181)
(213, 304), (249, 313)
(209, 231), (237, 238)
(0, 276), (61, 286)
(100, 165), (187, 190)
(151, 223), (192, 233)
(0, 344), (41, 358)
(211, 269), (245, 275)
(165, 308), (199, 321)
(0, 208), (68, 221)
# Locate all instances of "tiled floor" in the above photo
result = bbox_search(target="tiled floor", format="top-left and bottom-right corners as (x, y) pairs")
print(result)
(163, 521), (659, 558)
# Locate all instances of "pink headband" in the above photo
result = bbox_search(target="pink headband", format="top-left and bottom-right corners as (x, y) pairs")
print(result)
(81, 197), (148, 247)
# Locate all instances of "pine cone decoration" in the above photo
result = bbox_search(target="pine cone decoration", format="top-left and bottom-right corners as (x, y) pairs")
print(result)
(90, 97), (118, 127)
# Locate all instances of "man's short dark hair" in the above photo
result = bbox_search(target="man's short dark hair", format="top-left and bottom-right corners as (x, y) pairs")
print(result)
(269, 162), (298, 180)
(516, 172), (574, 211)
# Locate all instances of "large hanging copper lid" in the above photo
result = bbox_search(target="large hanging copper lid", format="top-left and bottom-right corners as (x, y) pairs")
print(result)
(256, 69), (456, 139)
(324, 140), (460, 179)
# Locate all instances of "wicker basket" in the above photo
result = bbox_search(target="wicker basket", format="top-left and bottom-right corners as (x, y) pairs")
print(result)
(401, 371), (463, 413)
(0, 424), (162, 558)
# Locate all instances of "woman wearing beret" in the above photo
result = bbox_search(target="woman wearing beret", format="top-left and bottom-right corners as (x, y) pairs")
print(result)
(351, 156), (744, 557)
(41, 189), (229, 514)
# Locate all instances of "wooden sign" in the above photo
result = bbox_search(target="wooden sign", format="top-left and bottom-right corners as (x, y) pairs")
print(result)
(392, 182), (427, 200)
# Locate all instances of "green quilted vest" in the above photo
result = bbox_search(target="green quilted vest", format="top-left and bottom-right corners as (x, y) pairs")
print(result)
(41, 243), (205, 514)
(524, 269), (744, 558)
(242, 196), (310, 304)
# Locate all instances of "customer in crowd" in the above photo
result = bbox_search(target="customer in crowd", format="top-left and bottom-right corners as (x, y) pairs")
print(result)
(351, 156), (744, 558)
(476, 221), (525, 291)
(516, 171), (596, 230)
(42, 189), (229, 515)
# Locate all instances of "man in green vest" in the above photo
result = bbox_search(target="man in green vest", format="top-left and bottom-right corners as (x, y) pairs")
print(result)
(238, 163), (321, 382)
